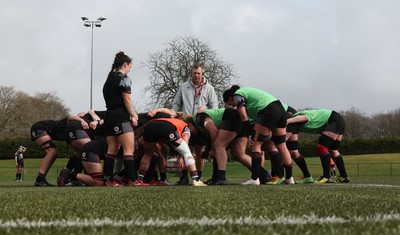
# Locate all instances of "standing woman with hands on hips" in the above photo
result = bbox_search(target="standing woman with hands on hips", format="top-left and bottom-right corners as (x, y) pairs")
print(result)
(102, 51), (138, 186)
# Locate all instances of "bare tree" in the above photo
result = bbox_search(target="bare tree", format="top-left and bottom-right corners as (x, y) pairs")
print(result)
(370, 108), (400, 138)
(341, 107), (370, 138)
(0, 86), (70, 138)
(0, 86), (18, 137)
(144, 36), (238, 108)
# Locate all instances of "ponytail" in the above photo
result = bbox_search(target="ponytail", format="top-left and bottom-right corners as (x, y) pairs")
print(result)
(108, 51), (132, 77)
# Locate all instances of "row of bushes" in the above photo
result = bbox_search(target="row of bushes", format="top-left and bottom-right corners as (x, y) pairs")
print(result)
(1, 137), (400, 160)
(297, 137), (400, 157)
(0, 137), (74, 160)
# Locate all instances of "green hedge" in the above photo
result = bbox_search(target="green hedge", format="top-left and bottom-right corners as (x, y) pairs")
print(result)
(0, 137), (74, 160)
(298, 137), (400, 157)
(1, 137), (400, 160)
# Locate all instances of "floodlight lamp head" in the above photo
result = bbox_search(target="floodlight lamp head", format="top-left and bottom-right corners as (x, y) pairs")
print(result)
(95, 22), (102, 27)
(81, 17), (88, 21)
(84, 22), (91, 27)
(97, 17), (107, 21)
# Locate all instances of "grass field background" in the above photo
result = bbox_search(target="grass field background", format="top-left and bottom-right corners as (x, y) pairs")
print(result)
(1, 153), (399, 184)
(0, 154), (399, 234)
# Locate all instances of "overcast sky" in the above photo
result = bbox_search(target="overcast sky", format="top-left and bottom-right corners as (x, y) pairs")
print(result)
(1, 0), (400, 115)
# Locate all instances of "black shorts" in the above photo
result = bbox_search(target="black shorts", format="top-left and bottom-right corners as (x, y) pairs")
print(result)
(189, 134), (208, 146)
(324, 111), (345, 134)
(31, 121), (66, 141)
(81, 141), (104, 163)
(143, 121), (181, 144)
(17, 160), (24, 167)
(104, 109), (133, 136)
(254, 101), (287, 129)
(287, 123), (301, 134)
(220, 108), (242, 133)
(30, 122), (49, 141)
(64, 121), (91, 143)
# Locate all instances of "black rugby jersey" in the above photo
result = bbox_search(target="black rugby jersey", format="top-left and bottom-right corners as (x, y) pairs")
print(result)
(102, 71), (132, 110)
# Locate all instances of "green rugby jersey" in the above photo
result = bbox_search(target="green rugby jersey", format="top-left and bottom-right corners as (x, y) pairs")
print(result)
(294, 109), (332, 134)
(234, 87), (277, 120)
(192, 108), (225, 137)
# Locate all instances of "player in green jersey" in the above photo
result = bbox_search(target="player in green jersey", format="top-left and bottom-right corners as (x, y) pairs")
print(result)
(190, 107), (271, 184)
(287, 109), (349, 183)
(223, 85), (294, 185)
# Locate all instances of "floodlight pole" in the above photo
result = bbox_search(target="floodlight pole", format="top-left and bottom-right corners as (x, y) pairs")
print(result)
(81, 17), (106, 109)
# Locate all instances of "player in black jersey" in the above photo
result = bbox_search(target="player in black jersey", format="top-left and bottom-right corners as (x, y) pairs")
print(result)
(58, 110), (106, 186)
(58, 137), (109, 186)
(102, 51), (138, 186)
(30, 115), (83, 186)
(15, 146), (26, 181)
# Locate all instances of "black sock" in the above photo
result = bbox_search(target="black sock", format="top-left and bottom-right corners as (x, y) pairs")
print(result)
(259, 167), (270, 183)
(123, 155), (135, 181)
(217, 170), (226, 181)
(270, 152), (283, 178)
(143, 156), (157, 182)
(333, 155), (348, 177)
(73, 158), (84, 173)
(320, 153), (331, 178)
(251, 152), (262, 180)
(36, 172), (46, 182)
(212, 159), (218, 180)
(181, 170), (188, 179)
(16, 173), (19, 180)
(65, 156), (77, 170)
(160, 172), (167, 181)
(103, 154), (116, 180)
(197, 170), (203, 179)
(294, 155), (311, 178)
(284, 164), (293, 179)
(152, 171), (159, 180)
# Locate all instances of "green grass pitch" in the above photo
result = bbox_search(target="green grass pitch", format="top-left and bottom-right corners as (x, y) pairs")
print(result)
(0, 154), (399, 234)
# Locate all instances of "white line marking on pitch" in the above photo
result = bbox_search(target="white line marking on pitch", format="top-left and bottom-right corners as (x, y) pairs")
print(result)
(315, 183), (400, 188)
(1, 213), (399, 228)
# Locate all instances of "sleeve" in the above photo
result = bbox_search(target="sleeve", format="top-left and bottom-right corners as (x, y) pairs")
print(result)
(182, 125), (191, 136)
(233, 95), (246, 109)
(119, 76), (132, 93)
(172, 87), (183, 112)
(207, 86), (219, 109)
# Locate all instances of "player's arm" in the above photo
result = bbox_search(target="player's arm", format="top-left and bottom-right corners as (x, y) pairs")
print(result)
(287, 115), (308, 125)
(122, 92), (138, 126)
(181, 130), (191, 144)
(88, 109), (101, 121)
(233, 95), (249, 121)
(147, 108), (176, 117)
(68, 115), (90, 129)
(203, 117), (219, 146)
